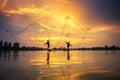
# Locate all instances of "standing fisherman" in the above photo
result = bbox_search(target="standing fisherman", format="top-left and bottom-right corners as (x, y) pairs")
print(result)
(65, 42), (72, 50)
(45, 39), (50, 51)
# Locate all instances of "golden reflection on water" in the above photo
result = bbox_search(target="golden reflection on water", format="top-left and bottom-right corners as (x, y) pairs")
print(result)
(26, 50), (97, 80)
(1, 50), (120, 80)
(29, 51), (92, 66)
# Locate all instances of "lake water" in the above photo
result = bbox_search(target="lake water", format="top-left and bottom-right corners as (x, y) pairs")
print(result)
(0, 50), (120, 80)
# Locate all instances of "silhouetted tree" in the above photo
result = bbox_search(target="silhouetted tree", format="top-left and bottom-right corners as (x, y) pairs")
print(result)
(8, 42), (12, 49)
(3, 41), (8, 49)
(105, 45), (108, 50)
(110, 45), (117, 50)
(0, 40), (3, 49)
(13, 42), (20, 50)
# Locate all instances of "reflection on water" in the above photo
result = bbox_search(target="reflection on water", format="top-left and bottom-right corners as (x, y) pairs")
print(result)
(0, 50), (19, 62)
(47, 51), (50, 64)
(67, 50), (70, 61)
(0, 50), (120, 80)
(47, 50), (70, 65)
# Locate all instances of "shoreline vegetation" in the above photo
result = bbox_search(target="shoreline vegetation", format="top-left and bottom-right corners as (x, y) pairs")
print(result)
(0, 40), (120, 51)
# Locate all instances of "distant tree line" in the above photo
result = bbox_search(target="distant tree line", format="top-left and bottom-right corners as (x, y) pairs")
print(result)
(75, 45), (120, 50)
(0, 40), (46, 51)
(91, 45), (120, 50)
(0, 40), (120, 50)
(0, 40), (20, 50)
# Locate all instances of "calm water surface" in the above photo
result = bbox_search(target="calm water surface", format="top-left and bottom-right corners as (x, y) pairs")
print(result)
(0, 50), (120, 80)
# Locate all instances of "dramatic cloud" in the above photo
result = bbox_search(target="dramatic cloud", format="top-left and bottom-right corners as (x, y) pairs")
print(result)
(0, 0), (120, 47)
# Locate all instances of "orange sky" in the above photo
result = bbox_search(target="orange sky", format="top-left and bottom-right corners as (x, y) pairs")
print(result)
(0, 0), (120, 48)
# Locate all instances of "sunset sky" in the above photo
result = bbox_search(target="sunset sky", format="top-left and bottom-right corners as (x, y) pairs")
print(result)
(0, 0), (120, 48)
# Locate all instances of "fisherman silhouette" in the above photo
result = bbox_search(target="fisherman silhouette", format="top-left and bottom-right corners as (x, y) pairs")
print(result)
(45, 39), (50, 51)
(65, 42), (72, 50)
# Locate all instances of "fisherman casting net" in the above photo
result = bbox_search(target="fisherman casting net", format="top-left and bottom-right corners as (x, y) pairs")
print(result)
(4, 16), (90, 48)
